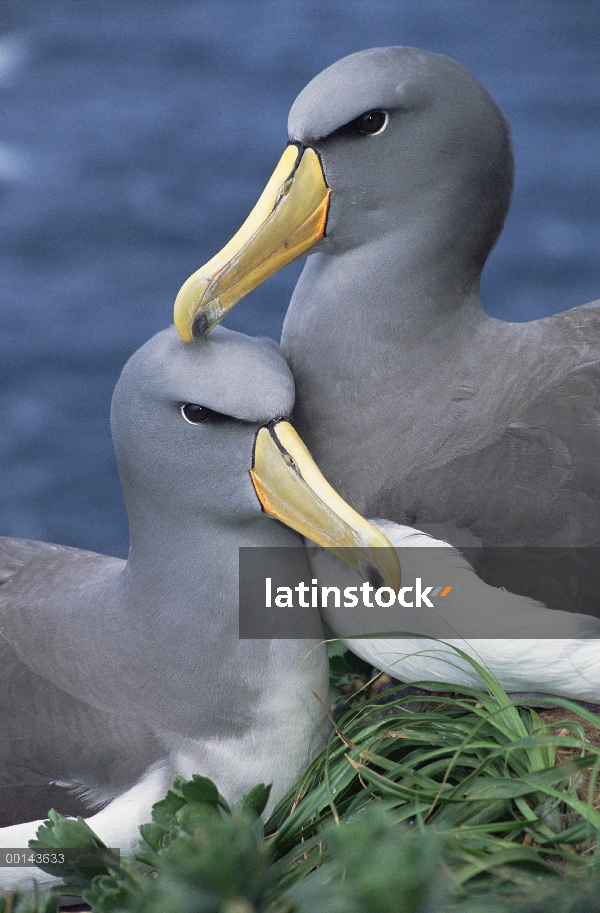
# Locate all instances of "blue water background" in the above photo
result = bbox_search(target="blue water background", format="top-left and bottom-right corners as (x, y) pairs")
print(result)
(0, 0), (598, 557)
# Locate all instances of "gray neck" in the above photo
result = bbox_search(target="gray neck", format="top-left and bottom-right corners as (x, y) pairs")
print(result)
(122, 498), (298, 622)
(280, 235), (502, 518)
(282, 235), (488, 378)
(99, 497), (318, 734)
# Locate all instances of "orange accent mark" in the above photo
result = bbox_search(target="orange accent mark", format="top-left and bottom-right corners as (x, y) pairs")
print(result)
(439, 586), (452, 597)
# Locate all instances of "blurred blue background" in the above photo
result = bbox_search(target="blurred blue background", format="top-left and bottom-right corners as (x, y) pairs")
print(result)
(0, 0), (598, 557)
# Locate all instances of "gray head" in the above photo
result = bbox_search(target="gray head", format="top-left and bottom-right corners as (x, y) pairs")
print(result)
(111, 325), (294, 524)
(289, 47), (513, 280)
(109, 325), (401, 591)
(173, 47), (515, 339)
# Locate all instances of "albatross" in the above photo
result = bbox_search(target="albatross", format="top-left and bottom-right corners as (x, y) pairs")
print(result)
(0, 324), (400, 888)
(173, 46), (600, 612)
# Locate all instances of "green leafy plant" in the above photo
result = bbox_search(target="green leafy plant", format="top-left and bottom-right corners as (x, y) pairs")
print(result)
(17, 646), (600, 913)
(0, 889), (59, 913)
(28, 775), (278, 913)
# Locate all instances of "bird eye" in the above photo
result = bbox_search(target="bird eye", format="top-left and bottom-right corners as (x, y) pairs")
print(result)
(180, 403), (213, 424)
(356, 110), (388, 135)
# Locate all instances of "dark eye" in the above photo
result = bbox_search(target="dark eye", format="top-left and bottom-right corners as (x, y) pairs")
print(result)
(355, 110), (388, 135)
(181, 403), (213, 424)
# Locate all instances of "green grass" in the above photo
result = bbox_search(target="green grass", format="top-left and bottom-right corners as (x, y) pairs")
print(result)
(6, 643), (600, 913)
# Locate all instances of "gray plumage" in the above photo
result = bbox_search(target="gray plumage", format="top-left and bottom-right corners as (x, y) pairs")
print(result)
(0, 326), (329, 860)
(280, 48), (600, 598)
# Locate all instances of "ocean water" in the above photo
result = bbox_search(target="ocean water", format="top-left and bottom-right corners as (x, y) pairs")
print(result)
(0, 0), (598, 557)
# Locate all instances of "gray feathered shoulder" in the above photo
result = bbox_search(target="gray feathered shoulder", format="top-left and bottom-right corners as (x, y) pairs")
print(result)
(0, 538), (76, 585)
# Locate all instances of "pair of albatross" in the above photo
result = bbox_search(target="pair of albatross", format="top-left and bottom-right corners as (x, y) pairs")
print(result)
(1, 45), (600, 889)
(2, 329), (598, 898)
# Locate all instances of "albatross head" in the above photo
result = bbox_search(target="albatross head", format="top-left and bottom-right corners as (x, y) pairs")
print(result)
(110, 325), (401, 590)
(174, 47), (513, 340)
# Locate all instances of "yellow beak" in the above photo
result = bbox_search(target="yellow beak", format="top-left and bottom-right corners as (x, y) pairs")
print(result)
(251, 420), (401, 592)
(174, 145), (330, 341)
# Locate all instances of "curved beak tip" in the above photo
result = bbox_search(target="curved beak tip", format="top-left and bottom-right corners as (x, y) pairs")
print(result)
(363, 565), (385, 591)
(192, 311), (210, 339)
(174, 145), (329, 342)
